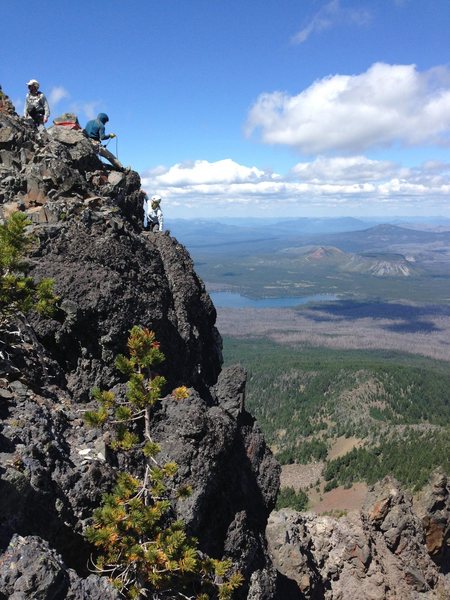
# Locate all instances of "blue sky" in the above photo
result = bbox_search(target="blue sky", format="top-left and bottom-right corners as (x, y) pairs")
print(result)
(3, 0), (450, 219)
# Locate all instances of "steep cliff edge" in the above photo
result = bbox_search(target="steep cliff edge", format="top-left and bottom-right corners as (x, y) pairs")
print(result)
(0, 106), (280, 598)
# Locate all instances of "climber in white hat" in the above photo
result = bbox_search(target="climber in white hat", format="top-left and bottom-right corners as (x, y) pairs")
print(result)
(143, 193), (164, 232)
(24, 79), (50, 126)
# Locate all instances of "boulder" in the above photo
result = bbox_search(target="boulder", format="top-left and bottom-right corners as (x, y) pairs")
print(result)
(0, 535), (119, 600)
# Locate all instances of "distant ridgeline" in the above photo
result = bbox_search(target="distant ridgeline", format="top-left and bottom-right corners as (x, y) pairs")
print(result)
(177, 219), (450, 304)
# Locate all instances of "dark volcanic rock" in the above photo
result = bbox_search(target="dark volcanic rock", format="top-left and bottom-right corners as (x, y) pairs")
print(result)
(0, 99), (280, 598)
(151, 366), (280, 598)
(0, 319), (116, 571)
(31, 220), (222, 402)
(0, 535), (119, 599)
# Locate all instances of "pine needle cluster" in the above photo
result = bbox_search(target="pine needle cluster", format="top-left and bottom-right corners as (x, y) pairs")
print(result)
(172, 386), (190, 401)
(0, 212), (57, 320)
(85, 326), (243, 599)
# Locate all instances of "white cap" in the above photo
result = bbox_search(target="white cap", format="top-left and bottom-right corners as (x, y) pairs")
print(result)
(26, 79), (39, 88)
(151, 195), (162, 203)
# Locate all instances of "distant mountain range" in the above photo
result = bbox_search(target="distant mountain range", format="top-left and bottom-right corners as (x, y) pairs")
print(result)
(168, 218), (450, 259)
(280, 245), (419, 277)
(167, 217), (372, 246)
(309, 223), (450, 253)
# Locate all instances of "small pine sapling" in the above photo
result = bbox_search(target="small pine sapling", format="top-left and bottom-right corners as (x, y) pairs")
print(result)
(0, 212), (57, 321)
(85, 326), (242, 599)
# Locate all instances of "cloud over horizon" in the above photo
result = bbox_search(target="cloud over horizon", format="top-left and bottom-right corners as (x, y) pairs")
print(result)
(245, 63), (450, 154)
(141, 156), (450, 217)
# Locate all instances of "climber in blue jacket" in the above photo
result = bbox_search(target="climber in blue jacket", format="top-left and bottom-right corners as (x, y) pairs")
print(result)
(84, 113), (124, 171)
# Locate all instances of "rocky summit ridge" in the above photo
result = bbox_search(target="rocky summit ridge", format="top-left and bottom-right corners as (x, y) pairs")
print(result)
(0, 102), (280, 598)
(1, 98), (450, 600)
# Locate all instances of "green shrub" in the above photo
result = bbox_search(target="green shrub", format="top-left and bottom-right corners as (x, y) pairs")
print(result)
(276, 487), (309, 511)
(0, 212), (57, 320)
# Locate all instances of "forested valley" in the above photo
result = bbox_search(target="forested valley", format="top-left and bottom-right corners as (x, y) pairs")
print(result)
(223, 338), (450, 506)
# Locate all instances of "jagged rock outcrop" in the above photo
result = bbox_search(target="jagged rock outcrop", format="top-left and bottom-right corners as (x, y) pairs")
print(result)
(30, 217), (222, 402)
(416, 471), (450, 569)
(0, 98), (280, 598)
(267, 477), (450, 599)
(0, 87), (15, 117)
(0, 535), (120, 599)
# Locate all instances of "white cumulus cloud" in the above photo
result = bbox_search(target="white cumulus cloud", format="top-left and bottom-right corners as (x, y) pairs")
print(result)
(143, 159), (276, 187)
(245, 63), (450, 154)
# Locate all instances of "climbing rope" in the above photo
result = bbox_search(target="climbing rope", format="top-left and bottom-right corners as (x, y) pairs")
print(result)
(104, 135), (119, 159)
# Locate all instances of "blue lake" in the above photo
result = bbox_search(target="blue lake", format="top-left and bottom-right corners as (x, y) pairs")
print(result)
(210, 291), (339, 309)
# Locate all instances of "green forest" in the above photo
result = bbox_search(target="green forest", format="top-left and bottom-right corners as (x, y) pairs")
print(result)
(223, 338), (450, 492)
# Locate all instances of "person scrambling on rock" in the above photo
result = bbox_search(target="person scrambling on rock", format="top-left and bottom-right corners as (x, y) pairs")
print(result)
(143, 193), (164, 232)
(24, 79), (50, 126)
(83, 112), (125, 171)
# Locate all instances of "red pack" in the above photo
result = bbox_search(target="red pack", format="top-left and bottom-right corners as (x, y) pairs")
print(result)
(53, 113), (81, 130)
